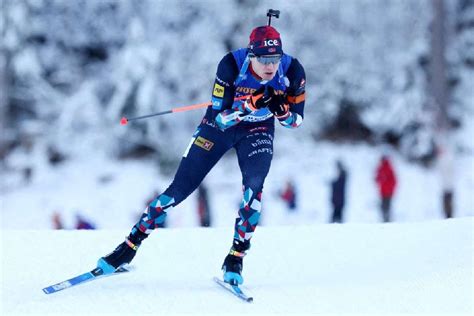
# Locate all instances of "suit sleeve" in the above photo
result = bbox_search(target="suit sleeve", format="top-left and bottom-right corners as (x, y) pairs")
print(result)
(278, 58), (306, 129)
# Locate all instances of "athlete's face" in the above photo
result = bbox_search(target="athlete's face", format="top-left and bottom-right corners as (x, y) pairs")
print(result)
(250, 55), (281, 80)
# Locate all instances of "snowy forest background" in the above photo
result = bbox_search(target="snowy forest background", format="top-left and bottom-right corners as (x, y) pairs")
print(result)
(1, 0), (473, 229)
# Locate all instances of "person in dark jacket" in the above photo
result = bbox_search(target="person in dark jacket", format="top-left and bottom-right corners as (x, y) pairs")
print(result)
(375, 155), (397, 222)
(330, 160), (347, 223)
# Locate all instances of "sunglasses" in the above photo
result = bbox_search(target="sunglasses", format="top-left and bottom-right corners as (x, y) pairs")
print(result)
(250, 54), (282, 65)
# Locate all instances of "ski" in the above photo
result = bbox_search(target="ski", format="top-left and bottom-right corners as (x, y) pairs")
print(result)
(213, 277), (253, 303)
(42, 266), (129, 294)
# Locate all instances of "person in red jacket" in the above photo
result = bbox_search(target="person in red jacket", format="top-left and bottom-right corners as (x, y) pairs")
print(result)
(375, 155), (397, 222)
(280, 179), (297, 212)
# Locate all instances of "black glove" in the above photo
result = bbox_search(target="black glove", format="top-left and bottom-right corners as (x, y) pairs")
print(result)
(268, 92), (289, 118)
(246, 86), (273, 111)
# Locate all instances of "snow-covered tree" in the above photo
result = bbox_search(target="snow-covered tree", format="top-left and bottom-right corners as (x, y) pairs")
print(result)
(1, 0), (472, 174)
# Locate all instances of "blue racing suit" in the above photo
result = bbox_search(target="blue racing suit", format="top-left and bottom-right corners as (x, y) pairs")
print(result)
(133, 48), (306, 247)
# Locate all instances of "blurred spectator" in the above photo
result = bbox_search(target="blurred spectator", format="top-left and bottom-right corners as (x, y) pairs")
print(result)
(51, 212), (64, 229)
(437, 139), (455, 218)
(280, 179), (297, 212)
(330, 160), (347, 223)
(47, 145), (67, 166)
(75, 213), (96, 230)
(442, 190), (454, 218)
(375, 155), (397, 222)
(197, 184), (212, 227)
(23, 166), (33, 184)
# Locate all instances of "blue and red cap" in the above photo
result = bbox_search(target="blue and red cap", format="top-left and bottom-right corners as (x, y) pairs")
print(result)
(248, 26), (283, 56)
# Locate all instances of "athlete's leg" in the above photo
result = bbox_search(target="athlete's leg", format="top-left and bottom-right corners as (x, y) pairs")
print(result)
(221, 126), (274, 284)
(232, 127), (274, 245)
(136, 124), (233, 233)
(99, 124), (233, 272)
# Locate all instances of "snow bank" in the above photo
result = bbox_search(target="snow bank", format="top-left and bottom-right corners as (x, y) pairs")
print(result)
(1, 218), (472, 315)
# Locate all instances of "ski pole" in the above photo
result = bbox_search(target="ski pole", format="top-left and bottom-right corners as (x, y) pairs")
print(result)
(120, 95), (250, 125)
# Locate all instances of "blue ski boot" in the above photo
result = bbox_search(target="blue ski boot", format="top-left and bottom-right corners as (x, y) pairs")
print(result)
(97, 229), (148, 274)
(222, 240), (250, 285)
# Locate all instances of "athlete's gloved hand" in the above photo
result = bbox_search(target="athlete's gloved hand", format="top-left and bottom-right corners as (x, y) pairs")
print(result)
(216, 110), (247, 130)
(245, 86), (273, 112)
(268, 91), (290, 119)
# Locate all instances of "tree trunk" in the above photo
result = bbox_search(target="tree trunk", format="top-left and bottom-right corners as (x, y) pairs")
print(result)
(0, 2), (11, 163)
(431, 0), (455, 218)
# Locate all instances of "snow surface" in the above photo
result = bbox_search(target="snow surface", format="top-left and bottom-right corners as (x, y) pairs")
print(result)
(1, 218), (472, 316)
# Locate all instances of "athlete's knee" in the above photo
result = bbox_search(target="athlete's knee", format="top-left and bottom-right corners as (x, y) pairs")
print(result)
(149, 193), (175, 207)
(135, 193), (174, 232)
(242, 175), (266, 193)
(163, 180), (200, 205)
